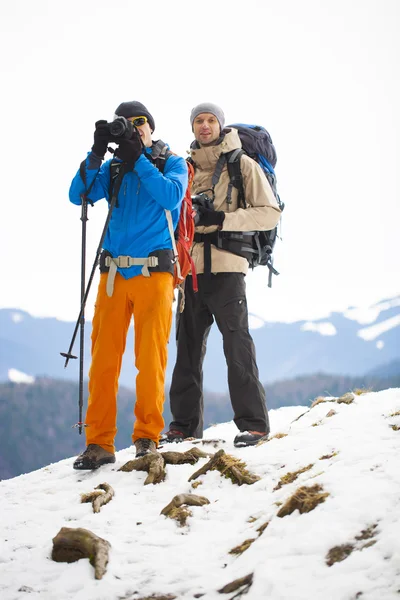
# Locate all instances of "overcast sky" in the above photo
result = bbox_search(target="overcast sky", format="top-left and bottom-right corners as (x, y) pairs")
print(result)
(0, 0), (399, 323)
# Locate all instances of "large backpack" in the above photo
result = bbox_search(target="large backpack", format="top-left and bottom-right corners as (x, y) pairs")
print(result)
(221, 124), (284, 287)
(109, 142), (197, 310)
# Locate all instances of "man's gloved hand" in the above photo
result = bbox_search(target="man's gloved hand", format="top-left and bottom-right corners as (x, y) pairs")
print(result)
(91, 120), (110, 158)
(115, 130), (143, 165)
(195, 205), (225, 227)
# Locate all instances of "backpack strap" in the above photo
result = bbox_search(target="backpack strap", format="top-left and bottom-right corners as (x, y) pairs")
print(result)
(149, 144), (180, 275)
(108, 159), (128, 208)
(150, 140), (173, 173)
(146, 143), (187, 294)
(225, 149), (246, 208)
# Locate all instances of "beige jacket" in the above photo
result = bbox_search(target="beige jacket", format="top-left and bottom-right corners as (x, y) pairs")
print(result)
(190, 128), (282, 274)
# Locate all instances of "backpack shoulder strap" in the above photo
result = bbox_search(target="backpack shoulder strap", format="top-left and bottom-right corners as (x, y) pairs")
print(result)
(226, 149), (246, 209)
(108, 159), (127, 207)
(151, 140), (173, 174)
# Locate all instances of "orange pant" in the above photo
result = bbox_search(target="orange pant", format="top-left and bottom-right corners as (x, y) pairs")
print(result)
(85, 271), (174, 453)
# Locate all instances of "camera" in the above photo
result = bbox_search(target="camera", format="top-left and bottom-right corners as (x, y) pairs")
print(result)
(191, 191), (214, 212)
(107, 116), (134, 140)
(191, 191), (215, 226)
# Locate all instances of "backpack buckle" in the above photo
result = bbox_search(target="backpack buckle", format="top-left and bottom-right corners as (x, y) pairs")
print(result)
(117, 256), (130, 268)
(147, 256), (158, 268)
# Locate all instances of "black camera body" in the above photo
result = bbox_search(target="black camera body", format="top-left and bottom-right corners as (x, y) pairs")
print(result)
(107, 116), (134, 140)
(191, 191), (214, 212)
(192, 191), (215, 226)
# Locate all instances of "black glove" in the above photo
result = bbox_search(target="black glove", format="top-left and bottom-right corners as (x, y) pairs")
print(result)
(115, 130), (143, 165)
(195, 205), (225, 227)
(91, 120), (110, 158)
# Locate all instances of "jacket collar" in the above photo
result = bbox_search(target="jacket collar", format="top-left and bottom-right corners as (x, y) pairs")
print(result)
(190, 128), (242, 169)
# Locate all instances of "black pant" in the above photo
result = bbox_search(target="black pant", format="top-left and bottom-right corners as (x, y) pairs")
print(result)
(169, 273), (269, 438)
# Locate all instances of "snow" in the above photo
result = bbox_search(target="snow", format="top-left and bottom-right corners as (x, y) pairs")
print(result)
(248, 314), (266, 330)
(301, 321), (337, 336)
(344, 297), (400, 325)
(357, 314), (400, 341)
(10, 312), (24, 323)
(8, 368), (35, 384)
(0, 389), (400, 600)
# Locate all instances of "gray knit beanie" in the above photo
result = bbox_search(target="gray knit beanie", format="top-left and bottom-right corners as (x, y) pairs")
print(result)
(190, 102), (225, 131)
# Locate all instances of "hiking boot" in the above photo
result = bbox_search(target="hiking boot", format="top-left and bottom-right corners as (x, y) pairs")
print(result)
(159, 429), (185, 443)
(73, 444), (116, 470)
(134, 438), (157, 458)
(233, 431), (268, 448)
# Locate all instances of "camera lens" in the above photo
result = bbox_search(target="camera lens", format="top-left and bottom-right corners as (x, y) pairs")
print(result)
(109, 119), (126, 137)
(109, 117), (134, 140)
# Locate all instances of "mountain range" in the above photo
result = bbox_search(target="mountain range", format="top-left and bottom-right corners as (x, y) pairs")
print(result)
(1, 295), (399, 391)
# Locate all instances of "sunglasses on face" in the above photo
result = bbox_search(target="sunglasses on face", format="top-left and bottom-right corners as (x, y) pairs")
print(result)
(127, 116), (148, 127)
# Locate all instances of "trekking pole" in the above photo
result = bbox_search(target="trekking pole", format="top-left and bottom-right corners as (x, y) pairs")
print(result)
(60, 160), (126, 433)
(77, 195), (90, 434)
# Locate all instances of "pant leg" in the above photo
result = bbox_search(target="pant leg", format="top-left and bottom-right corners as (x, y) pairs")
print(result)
(86, 273), (132, 453)
(210, 273), (269, 434)
(130, 272), (174, 445)
(169, 276), (214, 438)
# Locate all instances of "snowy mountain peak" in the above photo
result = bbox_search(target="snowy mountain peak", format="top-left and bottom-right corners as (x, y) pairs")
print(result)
(1, 388), (399, 599)
(344, 295), (400, 325)
(8, 368), (35, 384)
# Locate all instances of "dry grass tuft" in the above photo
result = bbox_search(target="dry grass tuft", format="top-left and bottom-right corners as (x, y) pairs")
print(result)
(274, 464), (314, 491)
(256, 432), (287, 447)
(355, 524), (377, 541)
(216, 453), (260, 485)
(320, 452), (338, 460)
(389, 410), (400, 417)
(189, 449), (260, 485)
(229, 538), (256, 555)
(326, 543), (354, 566)
(390, 424), (400, 431)
(312, 421), (322, 427)
(167, 506), (192, 527)
(277, 484), (329, 518)
(191, 481), (202, 489)
(247, 516), (258, 523)
(135, 596), (177, 600)
(326, 524), (378, 566)
(256, 520), (270, 536)
(269, 432), (288, 441)
(311, 396), (328, 408)
(352, 387), (372, 396)
(218, 573), (253, 594)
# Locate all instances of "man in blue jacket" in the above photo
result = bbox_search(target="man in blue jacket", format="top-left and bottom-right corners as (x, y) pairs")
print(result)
(69, 101), (188, 469)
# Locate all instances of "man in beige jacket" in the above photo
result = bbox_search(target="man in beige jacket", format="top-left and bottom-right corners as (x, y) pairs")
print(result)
(164, 102), (281, 447)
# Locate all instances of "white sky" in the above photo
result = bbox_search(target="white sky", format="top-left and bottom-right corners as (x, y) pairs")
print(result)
(1, 388), (399, 599)
(0, 0), (399, 323)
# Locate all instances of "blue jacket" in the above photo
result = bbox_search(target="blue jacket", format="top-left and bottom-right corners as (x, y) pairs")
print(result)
(69, 146), (188, 279)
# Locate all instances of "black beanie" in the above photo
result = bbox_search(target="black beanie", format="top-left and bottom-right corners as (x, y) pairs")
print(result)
(114, 101), (155, 132)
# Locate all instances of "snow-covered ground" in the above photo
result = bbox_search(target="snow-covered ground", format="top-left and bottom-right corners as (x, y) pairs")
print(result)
(1, 389), (399, 600)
